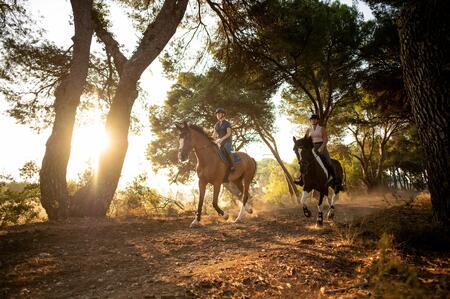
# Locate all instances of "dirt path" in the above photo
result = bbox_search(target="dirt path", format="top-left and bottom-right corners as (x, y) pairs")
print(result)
(0, 199), (397, 298)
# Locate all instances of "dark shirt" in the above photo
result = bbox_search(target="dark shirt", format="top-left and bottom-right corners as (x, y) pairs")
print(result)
(214, 120), (232, 142)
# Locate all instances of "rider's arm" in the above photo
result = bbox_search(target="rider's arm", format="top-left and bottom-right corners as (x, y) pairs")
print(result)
(219, 127), (232, 143)
(304, 128), (310, 139)
(319, 127), (328, 152)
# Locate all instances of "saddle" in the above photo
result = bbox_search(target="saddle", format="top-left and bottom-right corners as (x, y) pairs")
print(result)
(218, 150), (242, 165)
(218, 149), (241, 183)
(312, 149), (336, 184)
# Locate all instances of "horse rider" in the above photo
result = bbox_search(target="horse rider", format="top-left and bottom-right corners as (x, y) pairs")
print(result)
(213, 107), (235, 172)
(305, 114), (337, 185)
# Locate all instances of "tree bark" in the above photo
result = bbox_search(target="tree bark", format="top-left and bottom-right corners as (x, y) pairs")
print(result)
(255, 125), (299, 198)
(70, 0), (189, 216)
(39, 0), (94, 220)
(398, 0), (450, 224)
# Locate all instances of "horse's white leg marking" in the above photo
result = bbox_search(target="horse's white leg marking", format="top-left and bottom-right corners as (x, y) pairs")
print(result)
(330, 192), (339, 207)
(235, 202), (246, 222)
(327, 192), (338, 220)
(190, 218), (200, 228)
(327, 190), (335, 207)
(301, 191), (310, 206)
(317, 201), (323, 213)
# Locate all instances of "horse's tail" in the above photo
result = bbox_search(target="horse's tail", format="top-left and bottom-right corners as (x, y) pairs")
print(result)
(338, 164), (347, 192)
(333, 159), (346, 193)
(251, 158), (258, 182)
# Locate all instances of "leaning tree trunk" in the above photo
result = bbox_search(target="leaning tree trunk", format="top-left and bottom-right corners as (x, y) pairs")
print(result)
(70, 77), (137, 216)
(70, 0), (189, 216)
(39, 0), (94, 220)
(398, 0), (450, 224)
(256, 127), (299, 198)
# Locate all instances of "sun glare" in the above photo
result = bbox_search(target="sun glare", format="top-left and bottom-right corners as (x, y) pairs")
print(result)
(69, 123), (109, 176)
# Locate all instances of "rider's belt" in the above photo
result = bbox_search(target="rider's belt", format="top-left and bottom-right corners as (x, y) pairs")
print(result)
(314, 142), (324, 145)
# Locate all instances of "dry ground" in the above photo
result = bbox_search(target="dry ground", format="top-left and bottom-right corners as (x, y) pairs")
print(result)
(0, 193), (448, 298)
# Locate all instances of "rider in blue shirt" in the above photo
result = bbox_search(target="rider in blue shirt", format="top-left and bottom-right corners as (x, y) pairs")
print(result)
(213, 107), (235, 172)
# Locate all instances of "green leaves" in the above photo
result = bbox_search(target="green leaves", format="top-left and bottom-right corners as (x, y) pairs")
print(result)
(147, 68), (276, 183)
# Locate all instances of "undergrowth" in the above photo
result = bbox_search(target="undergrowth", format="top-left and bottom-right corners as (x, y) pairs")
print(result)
(340, 193), (449, 298)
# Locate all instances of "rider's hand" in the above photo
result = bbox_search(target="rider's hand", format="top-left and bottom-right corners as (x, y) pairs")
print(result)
(215, 139), (222, 145)
(318, 146), (324, 153)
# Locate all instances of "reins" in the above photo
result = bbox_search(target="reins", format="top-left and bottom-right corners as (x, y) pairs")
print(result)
(191, 134), (224, 161)
(194, 143), (215, 152)
(296, 147), (317, 176)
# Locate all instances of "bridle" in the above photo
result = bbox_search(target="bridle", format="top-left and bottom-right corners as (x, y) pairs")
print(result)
(179, 129), (217, 157)
(194, 143), (216, 153)
(294, 144), (314, 176)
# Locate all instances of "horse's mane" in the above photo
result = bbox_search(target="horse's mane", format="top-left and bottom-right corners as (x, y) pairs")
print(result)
(188, 124), (216, 143)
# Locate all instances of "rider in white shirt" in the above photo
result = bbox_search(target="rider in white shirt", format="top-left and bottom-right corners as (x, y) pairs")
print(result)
(305, 114), (337, 184)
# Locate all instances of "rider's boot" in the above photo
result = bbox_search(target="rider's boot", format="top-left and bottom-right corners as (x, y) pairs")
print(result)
(226, 151), (236, 172)
(228, 153), (236, 172)
(327, 162), (337, 186)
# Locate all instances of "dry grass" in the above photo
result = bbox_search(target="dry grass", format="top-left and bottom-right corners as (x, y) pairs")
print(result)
(338, 192), (450, 299)
(350, 193), (449, 251)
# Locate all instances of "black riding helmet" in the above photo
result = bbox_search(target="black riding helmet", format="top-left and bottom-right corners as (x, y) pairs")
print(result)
(309, 114), (319, 120)
(215, 107), (225, 114)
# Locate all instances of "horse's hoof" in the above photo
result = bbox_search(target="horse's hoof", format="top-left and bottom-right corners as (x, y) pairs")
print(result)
(303, 206), (312, 218)
(245, 206), (253, 214)
(190, 219), (201, 228)
(234, 218), (243, 223)
(316, 212), (323, 226)
(327, 208), (335, 220)
(222, 212), (229, 221)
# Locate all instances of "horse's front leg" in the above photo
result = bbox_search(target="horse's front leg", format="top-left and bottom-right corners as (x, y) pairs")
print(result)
(191, 179), (207, 228)
(212, 183), (229, 221)
(316, 193), (324, 226)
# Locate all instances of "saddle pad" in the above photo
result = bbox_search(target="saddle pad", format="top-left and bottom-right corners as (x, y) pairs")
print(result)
(218, 151), (242, 164)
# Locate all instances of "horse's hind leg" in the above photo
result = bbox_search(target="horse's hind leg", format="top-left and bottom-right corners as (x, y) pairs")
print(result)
(301, 191), (312, 218)
(212, 183), (228, 221)
(235, 178), (251, 223)
(226, 180), (243, 198)
(191, 179), (206, 228)
(233, 179), (253, 214)
(327, 189), (339, 220)
(316, 193), (324, 226)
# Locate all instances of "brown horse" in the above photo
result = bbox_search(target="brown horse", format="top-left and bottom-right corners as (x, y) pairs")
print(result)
(176, 121), (257, 227)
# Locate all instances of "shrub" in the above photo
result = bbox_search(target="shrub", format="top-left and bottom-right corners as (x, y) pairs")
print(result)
(0, 180), (43, 226)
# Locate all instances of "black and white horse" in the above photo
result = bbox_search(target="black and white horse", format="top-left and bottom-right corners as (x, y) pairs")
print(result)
(293, 136), (344, 226)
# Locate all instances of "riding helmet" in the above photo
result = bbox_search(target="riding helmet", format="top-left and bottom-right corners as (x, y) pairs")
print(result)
(309, 114), (319, 120)
(215, 107), (225, 114)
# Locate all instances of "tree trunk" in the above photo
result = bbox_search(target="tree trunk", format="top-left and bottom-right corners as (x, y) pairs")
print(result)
(70, 79), (136, 216)
(70, 0), (189, 216)
(39, 0), (94, 220)
(398, 0), (450, 224)
(257, 129), (299, 198)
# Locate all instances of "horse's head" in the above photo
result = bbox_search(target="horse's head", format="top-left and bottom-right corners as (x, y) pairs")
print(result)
(176, 121), (192, 162)
(292, 136), (314, 164)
